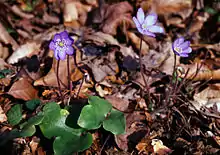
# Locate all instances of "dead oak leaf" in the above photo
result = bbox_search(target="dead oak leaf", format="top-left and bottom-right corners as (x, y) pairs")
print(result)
(8, 78), (38, 101)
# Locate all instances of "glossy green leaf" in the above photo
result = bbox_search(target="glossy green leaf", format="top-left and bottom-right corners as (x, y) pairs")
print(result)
(0, 113), (44, 145)
(7, 104), (22, 126)
(78, 96), (112, 130)
(53, 133), (93, 155)
(19, 113), (44, 137)
(39, 102), (82, 139)
(103, 109), (126, 135)
(25, 99), (41, 111)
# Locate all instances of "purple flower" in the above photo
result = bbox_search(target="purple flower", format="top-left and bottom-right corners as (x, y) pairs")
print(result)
(49, 31), (74, 60)
(133, 8), (164, 37)
(172, 37), (192, 57)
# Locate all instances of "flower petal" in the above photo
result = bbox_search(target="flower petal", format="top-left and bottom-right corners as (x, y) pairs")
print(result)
(137, 26), (144, 34)
(173, 37), (184, 47)
(148, 25), (164, 33)
(179, 41), (190, 50)
(54, 34), (61, 42)
(144, 13), (157, 26)
(133, 17), (141, 27)
(66, 46), (74, 55)
(54, 49), (60, 60)
(58, 50), (66, 60)
(182, 47), (192, 54)
(179, 53), (189, 57)
(143, 30), (155, 37)
(137, 8), (145, 24)
(60, 31), (69, 39)
(65, 38), (73, 46)
(49, 41), (56, 50)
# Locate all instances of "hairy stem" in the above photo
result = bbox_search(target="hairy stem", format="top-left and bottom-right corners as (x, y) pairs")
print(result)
(67, 55), (72, 96)
(56, 60), (63, 102)
(139, 38), (151, 102)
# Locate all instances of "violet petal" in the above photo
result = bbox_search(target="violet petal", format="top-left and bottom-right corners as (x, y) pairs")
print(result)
(179, 41), (190, 50)
(144, 13), (157, 26)
(66, 46), (74, 55)
(54, 49), (60, 60)
(174, 37), (184, 47)
(137, 8), (145, 24)
(49, 41), (56, 50)
(58, 50), (66, 60)
(148, 25), (164, 33)
(179, 53), (189, 57)
(54, 34), (61, 42)
(133, 17), (140, 27)
(182, 47), (192, 54)
(60, 31), (69, 39)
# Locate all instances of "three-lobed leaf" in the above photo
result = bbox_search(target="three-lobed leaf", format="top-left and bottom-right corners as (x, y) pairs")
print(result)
(78, 96), (112, 130)
(103, 109), (126, 135)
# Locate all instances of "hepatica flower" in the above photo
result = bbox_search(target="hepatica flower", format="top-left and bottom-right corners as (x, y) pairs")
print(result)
(49, 31), (74, 60)
(172, 37), (192, 57)
(133, 8), (164, 37)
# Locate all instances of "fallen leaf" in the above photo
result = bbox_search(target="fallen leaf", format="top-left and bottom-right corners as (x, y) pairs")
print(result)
(8, 77), (38, 101)
(34, 55), (75, 88)
(151, 0), (192, 19)
(0, 105), (7, 123)
(30, 136), (40, 155)
(63, 0), (78, 22)
(151, 139), (172, 155)
(7, 42), (41, 64)
(0, 23), (19, 50)
(105, 95), (130, 112)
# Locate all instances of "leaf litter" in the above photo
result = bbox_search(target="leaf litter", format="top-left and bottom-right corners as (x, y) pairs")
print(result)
(0, 0), (220, 154)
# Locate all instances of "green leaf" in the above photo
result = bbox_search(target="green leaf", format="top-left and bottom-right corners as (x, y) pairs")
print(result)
(7, 104), (22, 126)
(53, 133), (93, 155)
(25, 99), (41, 111)
(19, 113), (44, 137)
(39, 102), (83, 139)
(0, 113), (44, 145)
(0, 69), (13, 79)
(78, 96), (112, 130)
(103, 109), (126, 135)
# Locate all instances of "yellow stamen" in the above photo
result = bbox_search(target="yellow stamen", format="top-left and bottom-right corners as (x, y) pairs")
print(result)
(174, 47), (182, 53)
(58, 41), (64, 47)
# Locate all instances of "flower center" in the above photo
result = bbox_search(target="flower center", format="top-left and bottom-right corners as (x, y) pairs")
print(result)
(58, 41), (65, 47)
(141, 24), (147, 30)
(174, 47), (182, 53)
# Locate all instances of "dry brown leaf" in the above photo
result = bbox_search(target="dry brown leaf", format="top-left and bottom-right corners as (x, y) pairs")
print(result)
(193, 84), (220, 112)
(127, 31), (149, 55)
(0, 23), (19, 50)
(179, 63), (220, 81)
(0, 43), (9, 60)
(34, 56), (75, 88)
(8, 78), (38, 101)
(63, 0), (78, 22)
(30, 136), (40, 155)
(105, 95), (129, 112)
(151, 0), (192, 19)
(101, 2), (133, 35)
(115, 112), (147, 151)
(0, 105), (7, 123)
(7, 42), (41, 64)
(151, 139), (172, 155)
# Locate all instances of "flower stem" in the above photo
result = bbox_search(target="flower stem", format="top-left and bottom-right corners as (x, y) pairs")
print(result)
(67, 55), (72, 96)
(56, 60), (63, 102)
(139, 37), (151, 102)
